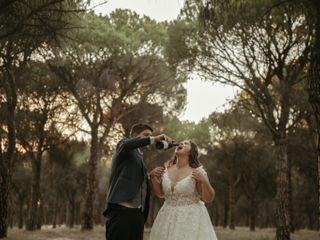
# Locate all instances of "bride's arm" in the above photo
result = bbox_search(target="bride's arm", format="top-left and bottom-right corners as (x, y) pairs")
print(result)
(150, 167), (165, 198)
(192, 169), (215, 202)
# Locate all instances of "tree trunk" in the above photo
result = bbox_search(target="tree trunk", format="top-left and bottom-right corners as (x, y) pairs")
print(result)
(18, 198), (24, 229)
(61, 203), (67, 226)
(52, 196), (58, 229)
(228, 174), (236, 230)
(249, 198), (256, 231)
(288, 155), (294, 232)
(9, 211), (13, 229)
(82, 128), (99, 230)
(0, 69), (17, 238)
(223, 195), (228, 228)
(309, 0), (320, 231)
(0, 176), (9, 238)
(264, 201), (271, 228)
(274, 138), (290, 240)
(26, 160), (41, 230)
(68, 201), (75, 228)
(76, 202), (81, 225)
(306, 208), (315, 229)
(214, 203), (219, 226)
(37, 197), (43, 230)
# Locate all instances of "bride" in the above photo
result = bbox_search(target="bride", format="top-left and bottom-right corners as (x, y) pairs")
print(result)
(149, 140), (218, 240)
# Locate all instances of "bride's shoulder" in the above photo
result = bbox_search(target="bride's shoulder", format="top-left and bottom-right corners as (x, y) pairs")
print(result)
(196, 165), (207, 175)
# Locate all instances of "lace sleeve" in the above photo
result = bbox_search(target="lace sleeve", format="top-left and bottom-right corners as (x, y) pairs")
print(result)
(197, 165), (207, 175)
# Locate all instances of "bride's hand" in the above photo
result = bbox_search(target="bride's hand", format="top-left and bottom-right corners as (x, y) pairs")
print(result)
(150, 167), (165, 179)
(191, 169), (207, 184)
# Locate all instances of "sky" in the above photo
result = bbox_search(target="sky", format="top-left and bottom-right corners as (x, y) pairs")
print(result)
(90, 0), (236, 122)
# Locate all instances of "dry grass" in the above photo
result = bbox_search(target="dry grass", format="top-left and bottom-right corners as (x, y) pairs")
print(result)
(6, 225), (105, 240)
(212, 227), (320, 240)
(5, 225), (320, 240)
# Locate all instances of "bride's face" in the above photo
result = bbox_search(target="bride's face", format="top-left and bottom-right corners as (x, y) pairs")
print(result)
(175, 140), (191, 156)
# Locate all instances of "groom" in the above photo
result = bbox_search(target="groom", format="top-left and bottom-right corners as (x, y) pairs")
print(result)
(103, 123), (172, 240)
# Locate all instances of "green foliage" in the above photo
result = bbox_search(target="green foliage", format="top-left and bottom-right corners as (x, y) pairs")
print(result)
(178, 0), (312, 146)
(0, 0), (83, 53)
(11, 159), (32, 200)
(15, 61), (70, 154)
(288, 123), (318, 228)
(46, 140), (88, 200)
(198, 0), (305, 30)
(166, 20), (198, 68)
(50, 9), (187, 118)
(164, 116), (211, 148)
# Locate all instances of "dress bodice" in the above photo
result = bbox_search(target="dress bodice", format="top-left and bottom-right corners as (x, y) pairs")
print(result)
(150, 165), (218, 240)
(161, 166), (205, 206)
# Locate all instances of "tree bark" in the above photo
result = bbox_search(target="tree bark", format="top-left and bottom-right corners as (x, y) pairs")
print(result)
(18, 198), (24, 229)
(68, 200), (75, 228)
(288, 155), (295, 232)
(0, 63), (17, 238)
(0, 175), (9, 238)
(52, 195), (58, 229)
(37, 197), (43, 230)
(228, 174), (236, 230)
(309, 0), (320, 231)
(223, 194), (228, 228)
(274, 138), (290, 240)
(82, 127), (99, 230)
(26, 159), (41, 230)
(264, 201), (271, 228)
(214, 203), (219, 226)
(249, 198), (256, 231)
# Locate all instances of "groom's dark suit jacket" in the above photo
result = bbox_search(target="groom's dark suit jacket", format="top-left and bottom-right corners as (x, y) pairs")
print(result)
(103, 136), (151, 221)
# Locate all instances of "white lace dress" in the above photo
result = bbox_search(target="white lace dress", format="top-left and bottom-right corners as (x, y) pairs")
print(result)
(149, 166), (218, 240)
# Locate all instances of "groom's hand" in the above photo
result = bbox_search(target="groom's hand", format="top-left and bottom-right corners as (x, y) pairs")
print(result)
(153, 134), (174, 143)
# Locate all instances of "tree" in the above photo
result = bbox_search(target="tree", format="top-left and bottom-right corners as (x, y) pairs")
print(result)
(173, 1), (311, 238)
(240, 144), (276, 231)
(46, 141), (88, 228)
(15, 61), (72, 230)
(294, 0), (320, 230)
(190, 0), (320, 232)
(49, 10), (186, 229)
(0, 1), (82, 237)
(287, 110), (318, 229)
(208, 108), (272, 229)
(10, 157), (32, 229)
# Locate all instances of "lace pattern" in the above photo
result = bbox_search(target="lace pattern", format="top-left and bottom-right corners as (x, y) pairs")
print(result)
(149, 166), (218, 240)
(165, 192), (200, 206)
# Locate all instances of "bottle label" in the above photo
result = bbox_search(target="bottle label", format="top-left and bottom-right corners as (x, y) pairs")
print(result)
(162, 141), (169, 149)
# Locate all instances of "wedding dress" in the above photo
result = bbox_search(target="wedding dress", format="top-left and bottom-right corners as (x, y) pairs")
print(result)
(149, 166), (218, 240)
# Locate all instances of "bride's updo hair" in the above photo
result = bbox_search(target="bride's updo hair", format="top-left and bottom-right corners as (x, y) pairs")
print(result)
(165, 140), (201, 168)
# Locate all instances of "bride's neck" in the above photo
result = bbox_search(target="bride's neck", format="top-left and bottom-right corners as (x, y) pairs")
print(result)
(175, 156), (189, 169)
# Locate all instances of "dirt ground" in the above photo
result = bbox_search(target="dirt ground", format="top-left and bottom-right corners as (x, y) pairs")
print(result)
(5, 225), (148, 240)
(4, 225), (320, 240)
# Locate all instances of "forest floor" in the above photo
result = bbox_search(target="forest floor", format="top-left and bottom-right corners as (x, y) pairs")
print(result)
(5, 225), (320, 240)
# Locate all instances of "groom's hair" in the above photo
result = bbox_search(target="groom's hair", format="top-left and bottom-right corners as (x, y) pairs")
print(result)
(130, 123), (153, 137)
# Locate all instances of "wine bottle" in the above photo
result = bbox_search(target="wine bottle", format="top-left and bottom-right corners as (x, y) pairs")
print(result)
(155, 140), (179, 150)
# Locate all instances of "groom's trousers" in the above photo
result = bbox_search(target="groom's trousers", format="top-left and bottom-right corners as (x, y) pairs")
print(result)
(105, 204), (144, 240)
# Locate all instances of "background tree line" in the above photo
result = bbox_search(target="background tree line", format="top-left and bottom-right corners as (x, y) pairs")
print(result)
(0, 1), (319, 240)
